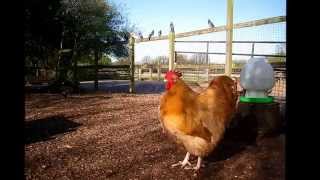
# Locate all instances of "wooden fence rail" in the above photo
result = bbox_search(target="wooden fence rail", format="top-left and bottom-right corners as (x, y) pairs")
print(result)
(135, 16), (286, 43)
(77, 65), (131, 81)
(135, 62), (285, 82)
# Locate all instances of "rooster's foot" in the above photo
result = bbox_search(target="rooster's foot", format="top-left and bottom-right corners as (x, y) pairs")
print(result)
(184, 156), (203, 171)
(171, 152), (191, 168)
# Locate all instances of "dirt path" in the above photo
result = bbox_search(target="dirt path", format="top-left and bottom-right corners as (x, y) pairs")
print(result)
(25, 93), (285, 180)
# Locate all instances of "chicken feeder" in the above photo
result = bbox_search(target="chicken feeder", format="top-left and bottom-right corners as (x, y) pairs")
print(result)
(234, 57), (282, 139)
(239, 57), (275, 103)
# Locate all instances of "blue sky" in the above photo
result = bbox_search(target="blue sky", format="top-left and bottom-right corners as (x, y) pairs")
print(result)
(110, 0), (286, 63)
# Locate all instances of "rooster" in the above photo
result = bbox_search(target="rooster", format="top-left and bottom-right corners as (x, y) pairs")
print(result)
(159, 70), (238, 170)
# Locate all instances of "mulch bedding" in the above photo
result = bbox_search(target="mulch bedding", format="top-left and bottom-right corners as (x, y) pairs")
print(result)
(25, 92), (285, 180)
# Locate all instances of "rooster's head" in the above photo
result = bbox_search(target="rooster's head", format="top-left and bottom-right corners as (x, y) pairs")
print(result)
(164, 70), (182, 90)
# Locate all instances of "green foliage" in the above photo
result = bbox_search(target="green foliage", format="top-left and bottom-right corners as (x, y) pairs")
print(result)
(100, 54), (112, 65)
(25, 0), (132, 86)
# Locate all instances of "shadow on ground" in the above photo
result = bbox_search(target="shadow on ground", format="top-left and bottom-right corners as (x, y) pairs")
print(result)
(25, 115), (82, 144)
(205, 120), (258, 163)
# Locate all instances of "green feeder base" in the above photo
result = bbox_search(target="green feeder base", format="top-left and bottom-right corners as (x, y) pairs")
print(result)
(239, 96), (274, 103)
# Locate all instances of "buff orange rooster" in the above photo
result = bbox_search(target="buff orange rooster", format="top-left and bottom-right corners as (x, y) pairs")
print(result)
(159, 70), (238, 170)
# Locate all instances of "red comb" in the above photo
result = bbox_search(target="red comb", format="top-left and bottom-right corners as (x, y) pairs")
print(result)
(174, 70), (182, 77)
(166, 70), (182, 77)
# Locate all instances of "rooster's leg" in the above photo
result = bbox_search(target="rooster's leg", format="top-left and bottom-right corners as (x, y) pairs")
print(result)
(184, 156), (203, 170)
(171, 152), (191, 168)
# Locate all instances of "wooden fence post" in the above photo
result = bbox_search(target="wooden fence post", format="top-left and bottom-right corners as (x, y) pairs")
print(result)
(157, 59), (161, 81)
(206, 41), (209, 82)
(169, 24), (175, 71)
(129, 35), (135, 93)
(225, 0), (234, 76)
(251, 43), (255, 58)
(149, 68), (152, 80)
(138, 66), (142, 80)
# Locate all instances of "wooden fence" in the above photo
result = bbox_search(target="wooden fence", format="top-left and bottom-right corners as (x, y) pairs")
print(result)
(133, 15), (286, 76)
(132, 15), (286, 98)
(135, 17), (285, 43)
(135, 62), (286, 101)
(77, 65), (131, 81)
(25, 15), (286, 95)
(25, 65), (132, 85)
(135, 64), (233, 82)
(25, 66), (55, 84)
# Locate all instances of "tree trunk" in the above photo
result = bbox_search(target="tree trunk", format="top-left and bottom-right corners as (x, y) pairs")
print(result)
(56, 29), (64, 81)
(94, 50), (99, 91)
(72, 37), (79, 92)
(72, 53), (79, 92)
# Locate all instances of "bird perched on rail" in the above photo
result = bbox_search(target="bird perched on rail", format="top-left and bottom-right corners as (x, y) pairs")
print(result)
(159, 70), (238, 170)
(158, 30), (162, 37)
(208, 19), (215, 28)
(148, 30), (154, 40)
(170, 22), (174, 32)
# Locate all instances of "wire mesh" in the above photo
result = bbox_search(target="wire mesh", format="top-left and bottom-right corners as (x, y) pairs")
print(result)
(174, 21), (286, 104)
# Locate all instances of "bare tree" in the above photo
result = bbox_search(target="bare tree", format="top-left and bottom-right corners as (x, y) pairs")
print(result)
(142, 56), (152, 64)
(175, 54), (190, 64)
(155, 56), (168, 65)
(268, 44), (286, 64)
(189, 53), (208, 65)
